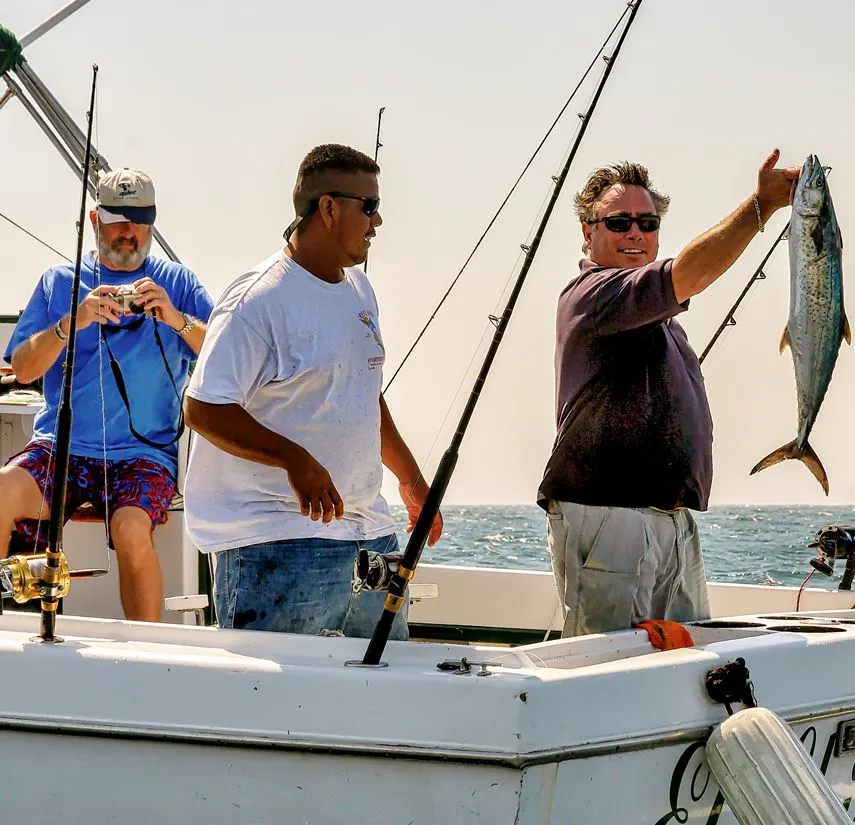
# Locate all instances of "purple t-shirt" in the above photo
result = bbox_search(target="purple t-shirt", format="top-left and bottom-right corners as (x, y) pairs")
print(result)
(537, 258), (712, 511)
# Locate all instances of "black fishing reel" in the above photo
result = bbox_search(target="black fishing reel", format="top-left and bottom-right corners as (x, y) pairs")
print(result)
(809, 525), (855, 590)
(352, 549), (402, 594)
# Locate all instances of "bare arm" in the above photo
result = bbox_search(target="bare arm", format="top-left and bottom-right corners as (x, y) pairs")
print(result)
(11, 320), (67, 384)
(380, 394), (443, 545)
(671, 149), (801, 304)
(380, 394), (423, 486)
(12, 285), (124, 384)
(184, 396), (343, 521)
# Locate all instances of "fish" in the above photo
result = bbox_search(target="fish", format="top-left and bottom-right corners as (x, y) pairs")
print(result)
(750, 154), (850, 494)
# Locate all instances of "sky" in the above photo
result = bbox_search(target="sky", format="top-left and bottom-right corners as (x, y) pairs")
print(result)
(1, 0), (854, 507)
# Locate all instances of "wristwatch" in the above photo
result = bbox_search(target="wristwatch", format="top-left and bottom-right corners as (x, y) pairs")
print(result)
(53, 318), (68, 341)
(176, 313), (196, 337)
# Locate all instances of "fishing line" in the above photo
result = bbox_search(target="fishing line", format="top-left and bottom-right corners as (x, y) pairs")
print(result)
(93, 80), (114, 569)
(404, 165), (558, 486)
(382, 1), (632, 393)
(0, 209), (71, 261)
(381, 26), (619, 569)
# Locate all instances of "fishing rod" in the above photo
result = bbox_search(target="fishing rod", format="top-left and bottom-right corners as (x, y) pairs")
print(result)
(382, 1), (633, 394)
(360, 0), (645, 666)
(699, 167), (831, 365)
(39, 64), (99, 642)
(698, 223), (787, 364)
(373, 106), (385, 164)
(364, 105), (384, 275)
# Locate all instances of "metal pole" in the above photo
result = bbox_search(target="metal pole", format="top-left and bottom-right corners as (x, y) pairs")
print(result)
(11, 63), (182, 261)
(3, 74), (87, 185)
(20, 0), (94, 49)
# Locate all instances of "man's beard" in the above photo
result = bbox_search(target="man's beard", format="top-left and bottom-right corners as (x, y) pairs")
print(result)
(98, 234), (152, 270)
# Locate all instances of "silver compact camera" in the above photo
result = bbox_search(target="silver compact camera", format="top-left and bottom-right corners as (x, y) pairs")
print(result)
(114, 285), (144, 315)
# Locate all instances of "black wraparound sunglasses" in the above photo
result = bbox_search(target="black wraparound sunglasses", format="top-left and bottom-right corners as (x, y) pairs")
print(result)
(325, 192), (381, 216)
(587, 214), (661, 233)
(283, 191), (381, 241)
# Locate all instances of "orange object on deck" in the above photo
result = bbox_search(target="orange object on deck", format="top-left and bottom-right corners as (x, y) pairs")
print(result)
(635, 619), (694, 650)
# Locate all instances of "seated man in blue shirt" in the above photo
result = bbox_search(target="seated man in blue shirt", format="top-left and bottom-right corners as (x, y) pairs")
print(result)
(0, 168), (214, 621)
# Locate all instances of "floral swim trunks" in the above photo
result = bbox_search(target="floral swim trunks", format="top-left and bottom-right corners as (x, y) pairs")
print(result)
(5, 440), (176, 552)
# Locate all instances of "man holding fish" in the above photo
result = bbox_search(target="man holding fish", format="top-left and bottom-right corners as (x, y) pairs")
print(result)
(751, 155), (850, 493)
(539, 149), (810, 637)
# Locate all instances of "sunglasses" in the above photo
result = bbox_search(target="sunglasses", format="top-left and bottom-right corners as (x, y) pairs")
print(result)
(325, 192), (381, 216)
(283, 191), (381, 241)
(587, 214), (661, 233)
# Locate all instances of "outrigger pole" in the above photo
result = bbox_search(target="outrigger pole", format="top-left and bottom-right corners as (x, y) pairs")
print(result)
(0, 8), (181, 262)
(361, 0), (645, 665)
(38, 63), (99, 642)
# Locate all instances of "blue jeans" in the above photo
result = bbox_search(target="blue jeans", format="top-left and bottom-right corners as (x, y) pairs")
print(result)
(213, 534), (408, 639)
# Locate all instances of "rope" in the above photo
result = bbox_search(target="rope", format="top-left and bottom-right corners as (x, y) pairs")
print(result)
(795, 568), (816, 612)
(0, 26), (23, 77)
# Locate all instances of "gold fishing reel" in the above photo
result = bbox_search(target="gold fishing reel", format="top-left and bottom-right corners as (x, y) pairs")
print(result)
(0, 552), (71, 604)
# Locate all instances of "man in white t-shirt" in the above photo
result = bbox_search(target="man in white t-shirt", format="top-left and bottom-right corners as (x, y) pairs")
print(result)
(183, 144), (442, 638)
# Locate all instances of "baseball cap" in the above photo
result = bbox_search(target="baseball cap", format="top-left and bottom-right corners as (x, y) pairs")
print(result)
(96, 168), (157, 225)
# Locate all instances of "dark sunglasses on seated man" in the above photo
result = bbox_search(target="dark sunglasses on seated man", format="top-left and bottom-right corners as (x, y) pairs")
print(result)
(586, 213), (661, 233)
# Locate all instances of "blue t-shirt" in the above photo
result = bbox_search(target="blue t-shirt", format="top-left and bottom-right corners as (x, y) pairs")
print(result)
(4, 253), (215, 477)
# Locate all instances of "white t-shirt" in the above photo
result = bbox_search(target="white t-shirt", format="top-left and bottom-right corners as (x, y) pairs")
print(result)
(184, 251), (396, 553)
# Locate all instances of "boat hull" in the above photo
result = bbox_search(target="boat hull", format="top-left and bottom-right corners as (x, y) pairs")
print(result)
(2, 610), (855, 824)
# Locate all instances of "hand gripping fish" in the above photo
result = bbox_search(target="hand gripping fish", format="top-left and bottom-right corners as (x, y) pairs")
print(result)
(750, 155), (851, 494)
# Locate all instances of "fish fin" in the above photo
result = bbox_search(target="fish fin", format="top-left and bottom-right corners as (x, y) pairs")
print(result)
(800, 440), (830, 495)
(844, 313), (851, 345)
(779, 327), (791, 353)
(750, 439), (829, 495)
(811, 220), (824, 255)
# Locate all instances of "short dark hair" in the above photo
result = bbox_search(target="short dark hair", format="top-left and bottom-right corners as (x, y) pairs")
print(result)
(574, 161), (670, 222)
(293, 144), (379, 214)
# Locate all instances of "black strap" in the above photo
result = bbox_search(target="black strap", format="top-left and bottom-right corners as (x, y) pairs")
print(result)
(102, 317), (185, 450)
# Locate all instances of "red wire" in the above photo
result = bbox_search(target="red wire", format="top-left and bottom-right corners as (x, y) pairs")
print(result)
(796, 568), (816, 612)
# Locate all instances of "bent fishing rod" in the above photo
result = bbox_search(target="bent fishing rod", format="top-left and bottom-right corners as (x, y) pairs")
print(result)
(361, 0), (645, 665)
(39, 64), (99, 642)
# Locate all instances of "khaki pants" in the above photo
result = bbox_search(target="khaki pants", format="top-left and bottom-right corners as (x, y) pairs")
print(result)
(546, 500), (711, 637)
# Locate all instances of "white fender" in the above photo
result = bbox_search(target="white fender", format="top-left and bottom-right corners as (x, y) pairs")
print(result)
(705, 707), (850, 825)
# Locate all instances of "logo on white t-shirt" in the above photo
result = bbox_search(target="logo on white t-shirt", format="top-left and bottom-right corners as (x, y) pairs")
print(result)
(358, 310), (385, 370)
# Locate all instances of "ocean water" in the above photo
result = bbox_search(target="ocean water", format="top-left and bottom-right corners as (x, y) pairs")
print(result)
(390, 504), (855, 589)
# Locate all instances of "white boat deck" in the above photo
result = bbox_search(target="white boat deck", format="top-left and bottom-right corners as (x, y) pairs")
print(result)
(2, 608), (854, 765)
